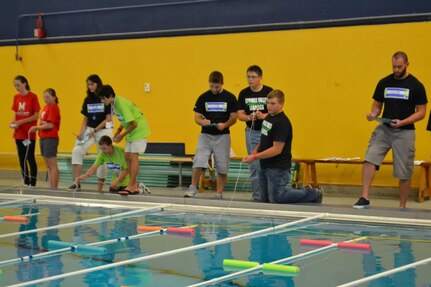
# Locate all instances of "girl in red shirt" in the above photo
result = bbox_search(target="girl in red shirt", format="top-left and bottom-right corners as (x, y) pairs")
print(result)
(29, 89), (61, 189)
(10, 75), (40, 187)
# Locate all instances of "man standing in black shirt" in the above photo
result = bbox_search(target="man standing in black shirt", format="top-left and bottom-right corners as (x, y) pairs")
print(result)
(354, 51), (427, 209)
(238, 65), (273, 201)
(243, 90), (322, 204)
(184, 71), (238, 199)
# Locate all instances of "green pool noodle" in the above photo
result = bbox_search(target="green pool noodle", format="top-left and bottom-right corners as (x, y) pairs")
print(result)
(223, 259), (259, 269)
(263, 270), (300, 277)
(262, 263), (300, 274)
(223, 266), (246, 272)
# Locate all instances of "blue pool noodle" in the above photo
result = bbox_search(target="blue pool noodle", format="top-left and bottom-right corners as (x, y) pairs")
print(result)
(76, 245), (108, 255)
(47, 240), (108, 255)
(47, 240), (74, 250)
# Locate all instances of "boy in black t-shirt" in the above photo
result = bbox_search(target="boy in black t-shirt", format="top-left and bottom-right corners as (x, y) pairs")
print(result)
(354, 51), (428, 209)
(243, 90), (322, 204)
(238, 65), (273, 201)
(184, 71), (238, 199)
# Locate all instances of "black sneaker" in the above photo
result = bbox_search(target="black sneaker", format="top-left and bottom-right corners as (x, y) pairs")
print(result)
(67, 183), (81, 191)
(353, 197), (370, 209)
(314, 187), (324, 203)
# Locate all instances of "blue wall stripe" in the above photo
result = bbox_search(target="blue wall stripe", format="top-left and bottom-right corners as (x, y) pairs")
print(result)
(1, 0), (431, 45)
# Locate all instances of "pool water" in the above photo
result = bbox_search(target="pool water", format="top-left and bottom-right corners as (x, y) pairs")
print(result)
(0, 200), (430, 286)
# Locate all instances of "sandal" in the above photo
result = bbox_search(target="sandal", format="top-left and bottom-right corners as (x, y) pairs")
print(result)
(118, 189), (140, 196)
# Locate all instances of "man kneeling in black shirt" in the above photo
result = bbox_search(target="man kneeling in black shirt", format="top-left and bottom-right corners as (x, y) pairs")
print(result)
(243, 89), (322, 204)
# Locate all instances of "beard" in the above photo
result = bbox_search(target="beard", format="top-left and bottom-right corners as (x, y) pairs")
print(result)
(393, 67), (407, 79)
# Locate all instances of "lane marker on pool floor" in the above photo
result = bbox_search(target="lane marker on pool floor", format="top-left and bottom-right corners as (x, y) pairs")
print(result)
(0, 204), (168, 239)
(9, 213), (326, 287)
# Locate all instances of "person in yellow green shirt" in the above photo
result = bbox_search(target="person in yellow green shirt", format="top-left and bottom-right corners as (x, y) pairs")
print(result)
(97, 85), (150, 194)
(77, 135), (130, 193)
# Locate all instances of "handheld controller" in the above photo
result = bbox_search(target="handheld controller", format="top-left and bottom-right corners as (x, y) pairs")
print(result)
(203, 123), (218, 128)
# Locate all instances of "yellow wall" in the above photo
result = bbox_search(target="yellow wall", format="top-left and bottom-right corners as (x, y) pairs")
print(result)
(1, 22), (431, 186)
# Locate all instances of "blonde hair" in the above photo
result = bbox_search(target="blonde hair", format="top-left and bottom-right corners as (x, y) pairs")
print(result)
(267, 89), (284, 104)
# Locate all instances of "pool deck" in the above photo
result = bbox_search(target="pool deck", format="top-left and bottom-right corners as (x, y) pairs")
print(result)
(0, 171), (430, 220)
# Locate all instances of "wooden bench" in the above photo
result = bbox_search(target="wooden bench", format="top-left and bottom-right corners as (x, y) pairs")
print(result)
(294, 158), (431, 202)
(140, 155), (193, 187)
(144, 142), (192, 187)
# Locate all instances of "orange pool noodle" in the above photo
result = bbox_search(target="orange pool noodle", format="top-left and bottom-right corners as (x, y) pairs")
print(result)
(137, 225), (163, 232)
(3, 216), (29, 223)
(166, 227), (195, 235)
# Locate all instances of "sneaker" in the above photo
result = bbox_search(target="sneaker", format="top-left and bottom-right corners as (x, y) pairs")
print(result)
(353, 197), (370, 209)
(138, 182), (151, 194)
(305, 185), (323, 203)
(184, 185), (198, 198)
(212, 193), (223, 200)
(67, 183), (81, 191)
(314, 187), (324, 203)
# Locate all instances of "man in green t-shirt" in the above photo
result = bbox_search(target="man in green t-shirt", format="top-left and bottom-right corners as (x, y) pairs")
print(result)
(77, 136), (129, 193)
(98, 85), (151, 194)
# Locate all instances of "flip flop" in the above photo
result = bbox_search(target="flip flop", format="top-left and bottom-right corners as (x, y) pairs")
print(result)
(109, 186), (126, 193)
(118, 189), (139, 196)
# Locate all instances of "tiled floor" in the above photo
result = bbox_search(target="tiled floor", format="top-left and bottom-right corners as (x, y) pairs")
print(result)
(0, 170), (430, 220)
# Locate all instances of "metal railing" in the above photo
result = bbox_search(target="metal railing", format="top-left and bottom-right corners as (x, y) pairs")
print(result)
(13, 0), (226, 60)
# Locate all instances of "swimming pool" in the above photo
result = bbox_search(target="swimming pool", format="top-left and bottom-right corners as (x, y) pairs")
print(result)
(0, 195), (430, 287)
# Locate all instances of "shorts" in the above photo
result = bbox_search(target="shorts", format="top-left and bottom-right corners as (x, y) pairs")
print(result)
(71, 127), (112, 178)
(193, 133), (230, 175)
(40, 138), (59, 158)
(364, 124), (415, 180)
(125, 138), (147, 153)
(71, 127), (113, 165)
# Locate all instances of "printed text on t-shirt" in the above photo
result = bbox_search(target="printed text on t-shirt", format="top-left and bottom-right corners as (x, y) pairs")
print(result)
(87, 103), (105, 113)
(245, 97), (267, 111)
(261, 120), (272, 136)
(384, 87), (410, 100)
(205, 102), (227, 112)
